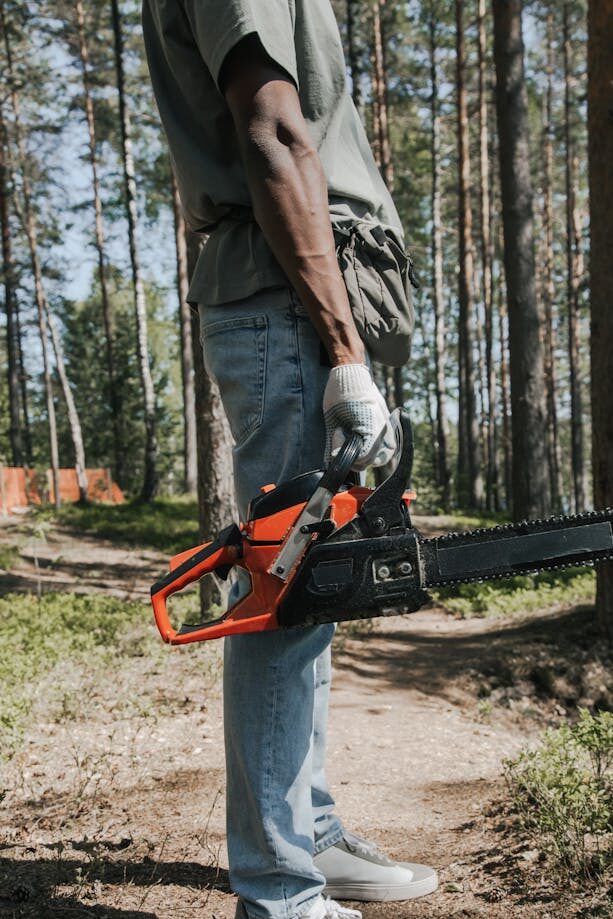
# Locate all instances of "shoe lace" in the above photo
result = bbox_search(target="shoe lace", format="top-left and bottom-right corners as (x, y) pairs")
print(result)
(323, 898), (361, 919)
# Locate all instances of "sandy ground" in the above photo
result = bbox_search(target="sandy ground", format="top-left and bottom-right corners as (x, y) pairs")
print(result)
(0, 515), (611, 918)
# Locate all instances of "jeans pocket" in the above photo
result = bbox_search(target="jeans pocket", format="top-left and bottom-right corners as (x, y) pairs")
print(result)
(201, 314), (268, 448)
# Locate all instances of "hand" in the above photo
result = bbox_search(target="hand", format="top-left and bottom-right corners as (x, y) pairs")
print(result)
(322, 364), (397, 470)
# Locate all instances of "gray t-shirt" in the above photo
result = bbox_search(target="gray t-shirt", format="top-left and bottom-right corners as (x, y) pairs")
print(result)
(142, 0), (402, 305)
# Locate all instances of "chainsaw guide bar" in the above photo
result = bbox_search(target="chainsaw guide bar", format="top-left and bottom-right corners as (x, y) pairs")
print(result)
(151, 411), (613, 645)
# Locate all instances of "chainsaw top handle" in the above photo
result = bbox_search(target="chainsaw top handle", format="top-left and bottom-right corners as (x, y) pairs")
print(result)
(319, 432), (363, 493)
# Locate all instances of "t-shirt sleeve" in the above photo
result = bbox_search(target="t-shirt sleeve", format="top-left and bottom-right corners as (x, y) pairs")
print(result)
(182, 0), (298, 92)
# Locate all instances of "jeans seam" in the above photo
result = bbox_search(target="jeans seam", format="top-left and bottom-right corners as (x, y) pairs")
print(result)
(291, 297), (305, 470)
(262, 662), (285, 897)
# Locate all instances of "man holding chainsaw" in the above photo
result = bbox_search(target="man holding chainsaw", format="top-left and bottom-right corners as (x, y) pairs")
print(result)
(142, 1), (438, 917)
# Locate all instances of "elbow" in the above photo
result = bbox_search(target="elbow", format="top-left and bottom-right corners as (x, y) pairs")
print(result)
(243, 114), (317, 167)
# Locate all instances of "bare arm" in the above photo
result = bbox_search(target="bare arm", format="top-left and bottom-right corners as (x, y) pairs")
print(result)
(221, 35), (364, 367)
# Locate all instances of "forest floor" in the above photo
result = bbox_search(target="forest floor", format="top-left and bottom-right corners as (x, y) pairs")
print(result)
(0, 509), (612, 919)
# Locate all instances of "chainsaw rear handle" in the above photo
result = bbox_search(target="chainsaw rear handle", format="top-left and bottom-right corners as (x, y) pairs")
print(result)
(151, 523), (242, 643)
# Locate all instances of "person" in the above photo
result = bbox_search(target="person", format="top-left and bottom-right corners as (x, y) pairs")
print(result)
(141, 2), (438, 917)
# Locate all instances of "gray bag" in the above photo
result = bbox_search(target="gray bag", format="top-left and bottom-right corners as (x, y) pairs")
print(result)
(333, 220), (417, 367)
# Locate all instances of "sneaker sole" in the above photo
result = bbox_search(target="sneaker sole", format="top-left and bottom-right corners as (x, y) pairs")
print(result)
(323, 864), (438, 902)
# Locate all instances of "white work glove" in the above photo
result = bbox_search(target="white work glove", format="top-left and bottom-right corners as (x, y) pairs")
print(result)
(323, 363), (396, 470)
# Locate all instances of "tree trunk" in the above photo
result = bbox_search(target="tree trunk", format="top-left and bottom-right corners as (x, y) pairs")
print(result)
(429, 5), (451, 508)
(478, 0), (498, 511)
(2, 3), (63, 503)
(499, 285), (513, 510)
(542, 9), (563, 512)
(171, 172), (198, 494)
(16, 303), (32, 465)
(492, 0), (551, 519)
(0, 99), (23, 467)
(75, 0), (125, 487)
(588, 0), (613, 642)
(371, 0), (393, 191)
(5, 113), (87, 501)
(110, 0), (158, 501)
(45, 308), (88, 500)
(346, 0), (362, 111)
(563, 2), (586, 513)
(186, 234), (235, 612)
(456, 0), (483, 510)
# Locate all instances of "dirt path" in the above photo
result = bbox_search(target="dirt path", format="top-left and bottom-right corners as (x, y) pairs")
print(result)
(0, 517), (607, 918)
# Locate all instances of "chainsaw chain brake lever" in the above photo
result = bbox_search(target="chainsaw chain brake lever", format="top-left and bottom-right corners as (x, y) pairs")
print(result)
(358, 409), (414, 537)
(269, 433), (363, 582)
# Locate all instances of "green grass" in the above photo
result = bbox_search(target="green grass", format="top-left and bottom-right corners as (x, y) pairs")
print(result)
(37, 496), (201, 555)
(0, 593), (151, 758)
(434, 567), (596, 618)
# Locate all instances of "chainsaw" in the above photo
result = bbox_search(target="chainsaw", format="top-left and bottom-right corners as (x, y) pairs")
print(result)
(151, 411), (613, 645)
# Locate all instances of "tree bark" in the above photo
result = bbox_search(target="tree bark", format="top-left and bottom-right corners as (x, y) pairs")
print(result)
(45, 308), (88, 501)
(478, 0), (498, 511)
(492, 0), (551, 519)
(0, 99), (23, 467)
(172, 172), (198, 495)
(542, 9), (563, 512)
(346, 0), (362, 111)
(456, 0), (483, 509)
(563, 2), (586, 513)
(371, 0), (393, 191)
(429, 5), (451, 508)
(499, 284), (513, 510)
(110, 0), (158, 501)
(75, 0), (125, 487)
(186, 234), (235, 612)
(588, 0), (613, 642)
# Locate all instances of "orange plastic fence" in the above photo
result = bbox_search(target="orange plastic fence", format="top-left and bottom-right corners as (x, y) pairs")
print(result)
(0, 467), (124, 514)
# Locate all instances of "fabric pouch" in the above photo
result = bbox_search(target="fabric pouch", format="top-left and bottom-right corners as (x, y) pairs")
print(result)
(333, 220), (418, 367)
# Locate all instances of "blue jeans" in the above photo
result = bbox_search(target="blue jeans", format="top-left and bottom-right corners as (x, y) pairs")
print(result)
(199, 288), (344, 919)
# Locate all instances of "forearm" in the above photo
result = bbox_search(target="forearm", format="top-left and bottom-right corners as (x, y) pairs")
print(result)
(239, 123), (364, 366)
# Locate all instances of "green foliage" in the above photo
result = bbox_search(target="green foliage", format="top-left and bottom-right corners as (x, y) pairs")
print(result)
(505, 710), (613, 879)
(0, 592), (148, 758)
(435, 567), (595, 618)
(42, 495), (200, 555)
(0, 544), (19, 570)
(55, 269), (183, 496)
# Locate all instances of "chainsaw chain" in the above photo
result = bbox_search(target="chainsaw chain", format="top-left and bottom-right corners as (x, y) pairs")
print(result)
(419, 507), (613, 589)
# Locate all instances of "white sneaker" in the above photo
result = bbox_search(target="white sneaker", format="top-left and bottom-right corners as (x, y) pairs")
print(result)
(313, 831), (438, 902)
(306, 896), (362, 919)
(235, 895), (360, 919)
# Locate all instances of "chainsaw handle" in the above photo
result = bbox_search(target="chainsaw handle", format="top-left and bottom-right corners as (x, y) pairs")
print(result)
(150, 523), (242, 643)
(320, 433), (363, 493)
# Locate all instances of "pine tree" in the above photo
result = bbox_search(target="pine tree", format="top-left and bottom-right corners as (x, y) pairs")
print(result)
(588, 0), (613, 642)
(110, 0), (158, 501)
(493, 0), (551, 519)
(455, 0), (483, 510)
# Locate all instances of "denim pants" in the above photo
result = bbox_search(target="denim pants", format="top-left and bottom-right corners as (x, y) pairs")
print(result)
(199, 287), (344, 919)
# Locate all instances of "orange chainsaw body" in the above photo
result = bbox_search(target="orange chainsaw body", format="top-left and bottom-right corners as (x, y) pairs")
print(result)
(151, 483), (415, 646)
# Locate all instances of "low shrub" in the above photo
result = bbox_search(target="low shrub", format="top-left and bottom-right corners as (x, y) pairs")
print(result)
(435, 567), (595, 618)
(505, 709), (613, 879)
